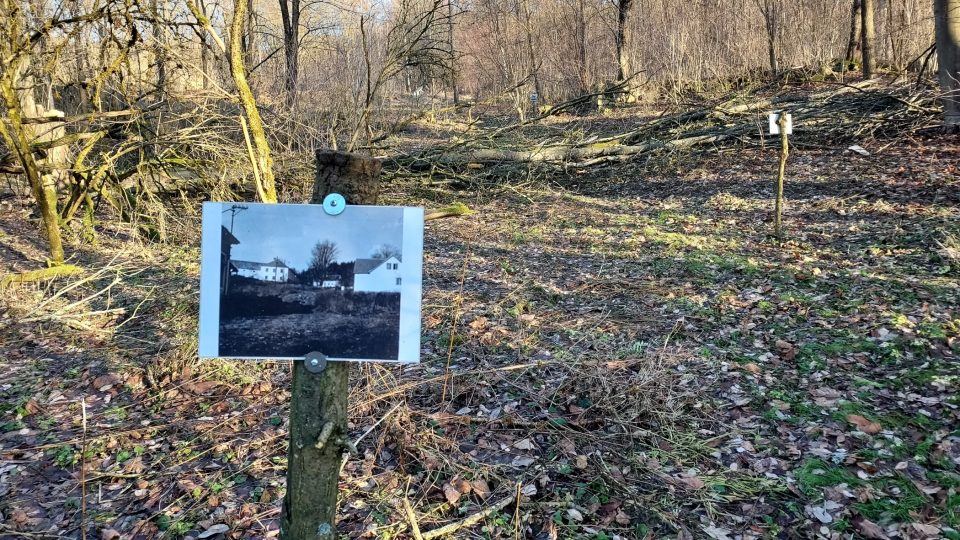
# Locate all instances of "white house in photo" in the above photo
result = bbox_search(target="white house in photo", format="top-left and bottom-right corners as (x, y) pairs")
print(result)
(312, 276), (342, 289)
(353, 256), (402, 293)
(231, 258), (290, 282)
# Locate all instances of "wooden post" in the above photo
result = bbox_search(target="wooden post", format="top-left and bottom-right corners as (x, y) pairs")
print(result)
(280, 150), (382, 540)
(774, 113), (789, 241)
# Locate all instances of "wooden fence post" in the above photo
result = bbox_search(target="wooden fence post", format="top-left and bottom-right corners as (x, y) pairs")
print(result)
(279, 150), (382, 540)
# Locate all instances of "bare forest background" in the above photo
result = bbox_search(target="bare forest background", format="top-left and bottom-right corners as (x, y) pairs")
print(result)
(2, 0), (954, 269)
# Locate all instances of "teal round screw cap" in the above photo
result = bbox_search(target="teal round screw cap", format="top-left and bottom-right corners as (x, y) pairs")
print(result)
(323, 193), (346, 215)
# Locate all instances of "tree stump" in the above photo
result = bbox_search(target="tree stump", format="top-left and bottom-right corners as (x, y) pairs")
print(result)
(280, 150), (381, 540)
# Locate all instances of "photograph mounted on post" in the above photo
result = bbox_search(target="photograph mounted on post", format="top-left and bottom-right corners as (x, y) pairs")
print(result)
(198, 201), (423, 363)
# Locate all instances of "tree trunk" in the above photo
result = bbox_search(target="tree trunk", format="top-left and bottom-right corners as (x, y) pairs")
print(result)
(521, 0), (542, 99)
(935, 0), (960, 131)
(278, 0), (300, 109)
(845, 0), (862, 61)
(575, 0), (588, 94)
(198, 0), (211, 89)
(761, 0), (779, 75)
(230, 0), (278, 202)
(615, 0), (633, 82)
(447, 0), (458, 105)
(153, 0), (167, 98)
(0, 65), (65, 264)
(861, 0), (876, 78)
(279, 150), (382, 540)
(244, 0), (256, 71)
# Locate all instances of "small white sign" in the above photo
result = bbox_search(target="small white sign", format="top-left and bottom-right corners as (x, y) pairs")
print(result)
(529, 93), (539, 103)
(769, 112), (793, 135)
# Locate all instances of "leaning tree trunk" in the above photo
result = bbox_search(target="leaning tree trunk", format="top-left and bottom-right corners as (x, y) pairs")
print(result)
(230, 0), (278, 202)
(0, 59), (66, 264)
(935, 0), (960, 131)
(861, 0), (876, 78)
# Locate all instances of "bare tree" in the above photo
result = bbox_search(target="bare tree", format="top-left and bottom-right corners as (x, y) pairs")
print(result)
(278, 0), (301, 108)
(615, 0), (634, 83)
(371, 244), (401, 259)
(447, 0), (459, 104)
(935, 0), (960, 131)
(754, 0), (781, 75)
(845, 0), (862, 62)
(520, 0), (542, 98)
(861, 0), (876, 77)
(310, 240), (339, 275)
(349, 0), (453, 150)
(0, 0), (141, 263)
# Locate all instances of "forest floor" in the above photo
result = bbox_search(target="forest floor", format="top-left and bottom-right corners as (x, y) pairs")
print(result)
(1, 86), (959, 540)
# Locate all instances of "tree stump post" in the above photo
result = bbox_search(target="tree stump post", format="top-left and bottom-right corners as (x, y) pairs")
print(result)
(279, 150), (382, 540)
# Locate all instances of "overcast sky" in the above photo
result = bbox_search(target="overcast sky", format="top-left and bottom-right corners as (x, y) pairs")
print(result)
(225, 203), (403, 272)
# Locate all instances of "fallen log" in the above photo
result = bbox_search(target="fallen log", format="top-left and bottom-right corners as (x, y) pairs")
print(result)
(393, 81), (940, 169)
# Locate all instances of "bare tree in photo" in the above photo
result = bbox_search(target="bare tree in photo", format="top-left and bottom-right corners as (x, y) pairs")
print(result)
(371, 244), (401, 259)
(310, 240), (339, 276)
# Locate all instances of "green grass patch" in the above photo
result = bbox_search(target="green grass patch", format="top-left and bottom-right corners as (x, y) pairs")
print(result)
(795, 459), (861, 498)
(854, 477), (927, 523)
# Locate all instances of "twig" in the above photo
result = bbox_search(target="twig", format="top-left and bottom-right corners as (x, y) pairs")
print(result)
(420, 492), (517, 539)
(403, 479), (425, 540)
(313, 422), (334, 450)
(514, 483), (522, 540)
(425, 202), (474, 221)
(339, 402), (402, 474)
(0, 265), (83, 288)
(441, 220), (477, 403)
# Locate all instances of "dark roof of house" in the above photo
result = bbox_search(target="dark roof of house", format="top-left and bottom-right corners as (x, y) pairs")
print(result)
(221, 226), (239, 246)
(354, 256), (400, 275)
(231, 260), (263, 271)
(231, 259), (290, 271)
(354, 258), (385, 274)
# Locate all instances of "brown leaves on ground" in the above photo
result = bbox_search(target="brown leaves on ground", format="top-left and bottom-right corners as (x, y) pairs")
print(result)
(846, 414), (883, 434)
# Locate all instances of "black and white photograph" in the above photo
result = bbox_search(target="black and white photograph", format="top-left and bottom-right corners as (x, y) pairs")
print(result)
(198, 202), (423, 362)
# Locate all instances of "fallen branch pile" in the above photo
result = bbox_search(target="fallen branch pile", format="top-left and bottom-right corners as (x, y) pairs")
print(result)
(390, 80), (942, 169)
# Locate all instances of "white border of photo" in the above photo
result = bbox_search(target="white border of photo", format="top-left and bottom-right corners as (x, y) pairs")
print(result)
(198, 201), (423, 363)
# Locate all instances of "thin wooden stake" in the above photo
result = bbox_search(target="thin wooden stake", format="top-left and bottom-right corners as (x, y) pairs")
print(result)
(774, 112), (789, 241)
(80, 398), (88, 540)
